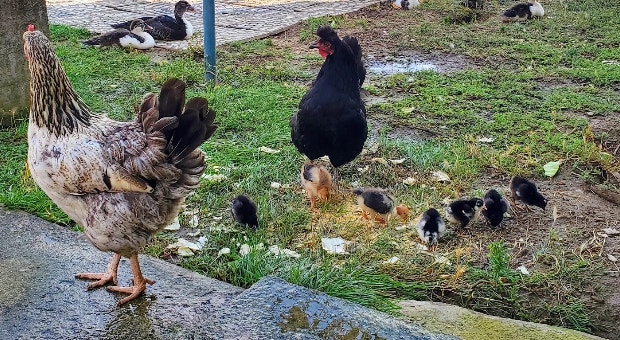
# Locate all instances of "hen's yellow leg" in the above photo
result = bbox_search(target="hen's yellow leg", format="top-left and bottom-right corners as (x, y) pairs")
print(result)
(107, 254), (154, 305)
(76, 253), (121, 289)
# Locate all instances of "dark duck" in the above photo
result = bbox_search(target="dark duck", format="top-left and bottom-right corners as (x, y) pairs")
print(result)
(290, 26), (367, 181)
(84, 19), (154, 49)
(110, 1), (195, 41)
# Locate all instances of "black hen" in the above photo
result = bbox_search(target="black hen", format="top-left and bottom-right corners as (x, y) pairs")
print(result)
(482, 189), (508, 228)
(509, 176), (547, 211)
(290, 26), (368, 170)
(231, 195), (259, 229)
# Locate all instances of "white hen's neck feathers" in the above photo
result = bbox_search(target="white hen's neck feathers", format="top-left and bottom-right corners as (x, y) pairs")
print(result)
(25, 31), (97, 137)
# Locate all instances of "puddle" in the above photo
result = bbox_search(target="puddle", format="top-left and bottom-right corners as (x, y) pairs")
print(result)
(366, 56), (438, 76)
(278, 302), (386, 339)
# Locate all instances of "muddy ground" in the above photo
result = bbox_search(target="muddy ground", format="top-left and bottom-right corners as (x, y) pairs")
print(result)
(263, 3), (620, 338)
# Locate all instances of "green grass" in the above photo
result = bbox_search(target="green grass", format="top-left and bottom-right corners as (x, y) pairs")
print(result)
(2, 0), (619, 335)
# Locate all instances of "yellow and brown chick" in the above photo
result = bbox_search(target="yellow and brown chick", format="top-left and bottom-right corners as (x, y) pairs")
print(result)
(353, 187), (409, 224)
(509, 176), (547, 211)
(300, 162), (332, 209)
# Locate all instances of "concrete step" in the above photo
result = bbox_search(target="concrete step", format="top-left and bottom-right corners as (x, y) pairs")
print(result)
(0, 208), (454, 339)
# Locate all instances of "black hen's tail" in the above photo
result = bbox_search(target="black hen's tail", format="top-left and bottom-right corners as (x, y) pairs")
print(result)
(342, 35), (366, 87)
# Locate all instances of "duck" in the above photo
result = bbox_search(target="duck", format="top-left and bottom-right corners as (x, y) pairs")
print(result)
(392, 0), (420, 10)
(482, 189), (509, 228)
(110, 1), (195, 41)
(353, 187), (410, 224)
(509, 176), (547, 211)
(416, 208), (446, 247)
(231, 195), (259, 229)
(84, 19), (155, 49)
(445, 198), (483, 228)
(300, 162), (332, 210)
(501, 0), (544, 22)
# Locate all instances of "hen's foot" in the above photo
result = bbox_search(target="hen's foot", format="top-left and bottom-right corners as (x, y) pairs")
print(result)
(76, 253), (121, 290)
(108, 254), (155, 305)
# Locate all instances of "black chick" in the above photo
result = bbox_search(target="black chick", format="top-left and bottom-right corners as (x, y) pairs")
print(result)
(416, 208), (446, 247)
(502, 3), (531, 21)
(482, 189), (508, 228)
(445, 198), (483, 228)
(231, 195), (258, 229)
(509, 176), (547, 211)
(290, 26), (368, 171)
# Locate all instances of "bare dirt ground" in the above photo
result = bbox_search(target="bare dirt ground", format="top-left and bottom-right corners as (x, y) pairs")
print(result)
(266, 3), (620, 338)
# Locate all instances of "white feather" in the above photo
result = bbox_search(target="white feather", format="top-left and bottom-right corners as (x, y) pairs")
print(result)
(182, 18), (194, 39)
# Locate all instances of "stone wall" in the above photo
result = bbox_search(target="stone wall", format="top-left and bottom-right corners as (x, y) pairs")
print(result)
(0, 0), (49, 127)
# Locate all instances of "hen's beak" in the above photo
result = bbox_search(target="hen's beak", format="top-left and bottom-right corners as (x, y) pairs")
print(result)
(187, 5), (196, 12)
(309, 40), (319, 49)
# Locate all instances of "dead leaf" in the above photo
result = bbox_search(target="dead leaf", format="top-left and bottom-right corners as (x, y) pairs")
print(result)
(371, 157), (388, 165)
(217, 247), (231, 256)
(403, 177), (417, 186)
(321, 237), (351, 254)
(432, 171), (451, 182)
(603, 228), (620, 236)
(259, 146), (281, 154)
(389, 158), (406, 164)
(608, 254), (618, 262)
(478, 137), (494, 143)
(164, 217), (181, 231)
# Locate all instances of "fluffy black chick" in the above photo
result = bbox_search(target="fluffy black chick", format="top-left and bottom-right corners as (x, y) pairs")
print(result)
(231, 195), (258, 229)
(416, 208), (446, 246)
(445, 198), (483, 228)
(509, 176), (547, 211)
(482, 189), (509, 228)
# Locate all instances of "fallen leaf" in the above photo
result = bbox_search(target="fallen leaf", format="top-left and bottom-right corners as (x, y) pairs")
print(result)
(401, 107), (415, 114)
(371, 157), (388, 165)
(384, 256), (399, 264)
(543, 161), (561, 177)
(239, 244), (251, 256)
(403, 177), (417, 186)
(201, 174), (228, 182)
(167, 238), (202, 251)
(269, 245), (301, 258)
(552, 205), (558, 223)
(259, 146), (281, 154)
(389, 158), (406, 164)
(164, 217), (181, 231)
(603, 228), (620, 236)
(432, 171), (451, 182)
(517, 265), (530, 275)
(177, 246), (194, 257)
(357, 165), (370, 173)
(478, 137), (494, 143)
(321, 237), (351, 254)
(394, 225), (408, 231)
(187, 229), (202, 237)
(217, 247), (231, 256)
(608, 254), (618, 262)
(270, 182), (282, 189)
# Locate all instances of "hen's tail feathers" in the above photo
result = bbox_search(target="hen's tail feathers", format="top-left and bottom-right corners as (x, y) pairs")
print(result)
(168, 97), (217, 164)
(157, 79), (186, 138)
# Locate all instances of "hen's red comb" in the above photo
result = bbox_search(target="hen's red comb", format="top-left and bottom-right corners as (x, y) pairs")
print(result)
(27, 24), (35, 32)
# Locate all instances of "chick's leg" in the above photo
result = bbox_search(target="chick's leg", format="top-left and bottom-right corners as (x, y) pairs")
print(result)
(76, 253), (121, 289)
(107, 254), (154, 305)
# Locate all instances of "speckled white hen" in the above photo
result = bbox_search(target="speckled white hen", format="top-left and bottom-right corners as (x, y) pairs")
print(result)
(23, 26), (217, 305)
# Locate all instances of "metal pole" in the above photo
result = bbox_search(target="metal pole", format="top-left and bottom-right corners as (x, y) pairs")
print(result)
(203, 0), (216, 82)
